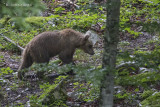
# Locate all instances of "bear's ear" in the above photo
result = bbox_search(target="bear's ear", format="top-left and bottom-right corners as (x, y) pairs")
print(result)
(80, 35), (90, 45)
(84, 35), (90, 41)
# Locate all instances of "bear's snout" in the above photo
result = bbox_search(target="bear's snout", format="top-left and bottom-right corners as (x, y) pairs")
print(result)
(88, 50), (95, 55)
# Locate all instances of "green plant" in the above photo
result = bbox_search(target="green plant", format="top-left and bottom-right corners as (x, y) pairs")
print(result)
(25, 16), (50, 28)
(0, 0), (46, 30)
(0, 55), (4, 63)
(29, 95), (47, 107)
(141, 90), (155, 100)
(116, 71), (160, 87)
(10, 83), (19, 91)
(73, 82), (100, 102)
(120, 0), (160, 34)
(54, 7), (65, 14)
(48, 7), (105, 31)
(0, 67), (13, 75)
(39, 82), (51, 91)
(115, 91), (131, 99)
(140, 92), (160, 107)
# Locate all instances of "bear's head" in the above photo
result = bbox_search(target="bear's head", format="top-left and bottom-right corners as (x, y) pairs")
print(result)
(80, 35), (95, 55)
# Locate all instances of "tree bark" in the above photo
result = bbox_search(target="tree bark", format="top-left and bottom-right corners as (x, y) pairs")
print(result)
(99, 0), (120, 107)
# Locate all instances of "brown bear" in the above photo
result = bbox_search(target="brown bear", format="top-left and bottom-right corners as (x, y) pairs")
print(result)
(18, 28), (94, 79)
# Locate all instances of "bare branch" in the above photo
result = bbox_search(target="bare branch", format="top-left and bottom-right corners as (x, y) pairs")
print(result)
(0, 33), (24, 51)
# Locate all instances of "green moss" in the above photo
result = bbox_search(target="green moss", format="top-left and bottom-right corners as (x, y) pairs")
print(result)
(25, 16), (50, 27)
(0, 17), (10, 26)
(140, 92), (160, 107)
(0, 16), (50, 31)
(0, 18), (6, 24)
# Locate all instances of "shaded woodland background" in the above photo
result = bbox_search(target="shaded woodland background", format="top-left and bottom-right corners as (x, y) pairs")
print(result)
(0, 0), (160, 106)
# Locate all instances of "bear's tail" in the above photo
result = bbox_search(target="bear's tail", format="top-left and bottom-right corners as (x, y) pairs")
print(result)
(18, 46), (32, 80)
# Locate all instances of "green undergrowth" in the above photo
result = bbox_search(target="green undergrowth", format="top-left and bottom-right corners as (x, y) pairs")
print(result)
(25, 16), (50, 27)
(140, 90), (155, 100)
(121, 0), (160, 34)
(118, 49), (160, 69)
(0, 0), (159, 52)
(0, 12), (104, 51)
(0, 0), (160, 106)
(116, 47), (160, 105)
(24, 76), (68, 107)
(140, 92), (160, 107)
(27, 60), (103, 85)
(48, 11), (105, 31)
(22, 61), (102, 106)
(73, 81), (100, 102)
(36, 76), (67, 107)
(116, 71), (160, 87)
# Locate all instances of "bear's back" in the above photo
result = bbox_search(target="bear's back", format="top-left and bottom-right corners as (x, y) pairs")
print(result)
(27, 31), (62, 56)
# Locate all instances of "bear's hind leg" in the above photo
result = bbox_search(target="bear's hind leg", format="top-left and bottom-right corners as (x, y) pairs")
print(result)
(18, 53), (33, 80)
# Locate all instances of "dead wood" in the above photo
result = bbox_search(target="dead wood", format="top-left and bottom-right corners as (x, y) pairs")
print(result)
(0, 33), (24, 51)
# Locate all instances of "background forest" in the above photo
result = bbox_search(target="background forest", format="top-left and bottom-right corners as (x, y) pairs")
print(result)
(0, 0), (160, 106)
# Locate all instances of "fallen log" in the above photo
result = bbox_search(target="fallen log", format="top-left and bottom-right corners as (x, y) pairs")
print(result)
(38, 76), (68, 106)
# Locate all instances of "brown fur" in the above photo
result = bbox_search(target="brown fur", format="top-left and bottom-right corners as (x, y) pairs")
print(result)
(18, 29), (94, 79)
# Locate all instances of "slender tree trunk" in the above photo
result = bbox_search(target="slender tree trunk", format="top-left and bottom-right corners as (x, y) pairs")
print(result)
(99, 0), (120, 107)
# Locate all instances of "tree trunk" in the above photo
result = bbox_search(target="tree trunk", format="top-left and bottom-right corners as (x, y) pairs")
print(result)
(99, 0), (120, 107)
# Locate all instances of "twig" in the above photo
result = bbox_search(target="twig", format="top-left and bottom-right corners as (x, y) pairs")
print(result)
(0, 32), (24, 51)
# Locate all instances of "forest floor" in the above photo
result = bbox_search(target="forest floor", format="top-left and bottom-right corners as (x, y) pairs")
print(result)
(1, 0), (159, 106)
(0, 29), (156, 107)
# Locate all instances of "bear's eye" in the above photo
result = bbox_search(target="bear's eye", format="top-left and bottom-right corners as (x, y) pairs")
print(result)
(88, 45), (92, 48)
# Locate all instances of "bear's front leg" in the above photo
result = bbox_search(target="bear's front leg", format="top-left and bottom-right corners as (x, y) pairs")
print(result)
(58, 50), (76, 75)
(59, 55), (74, 65)
(59, 49), (75, 65)
(58, 61), (75, 66)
